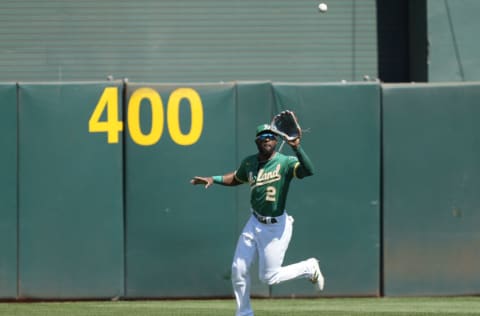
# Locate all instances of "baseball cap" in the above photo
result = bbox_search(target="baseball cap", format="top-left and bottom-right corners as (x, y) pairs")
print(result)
(255, 124), (275, 136)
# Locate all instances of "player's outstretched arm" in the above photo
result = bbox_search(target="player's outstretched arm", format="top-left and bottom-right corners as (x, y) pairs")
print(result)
(190, 172), (241, 189)
(287, 138), (314, 178)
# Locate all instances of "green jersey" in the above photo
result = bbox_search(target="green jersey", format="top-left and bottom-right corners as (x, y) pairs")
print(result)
(234, 152), (300, 217)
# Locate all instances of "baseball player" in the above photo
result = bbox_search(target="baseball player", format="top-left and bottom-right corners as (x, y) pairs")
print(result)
(191, 123), (324, 316)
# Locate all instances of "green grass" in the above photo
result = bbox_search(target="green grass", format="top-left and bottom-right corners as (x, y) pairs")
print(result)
(0, 297), (479, 316)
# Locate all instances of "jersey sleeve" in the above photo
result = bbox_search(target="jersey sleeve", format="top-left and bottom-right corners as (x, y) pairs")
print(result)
(234, 158), (249, 183)
(287, 156), (300, 178)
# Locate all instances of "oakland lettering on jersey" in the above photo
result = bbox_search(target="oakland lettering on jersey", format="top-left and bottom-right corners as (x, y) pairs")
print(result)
(255, 164), (282, 186)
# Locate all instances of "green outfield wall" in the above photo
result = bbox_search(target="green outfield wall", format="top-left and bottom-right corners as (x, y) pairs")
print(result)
(125, 83), (237, 298)
(17, 83), (124, 299)
(124, 82), (381, 298)
(382, 83), (480, 296)
(1, 81), (479, 300)
(0, 84), (18, 299)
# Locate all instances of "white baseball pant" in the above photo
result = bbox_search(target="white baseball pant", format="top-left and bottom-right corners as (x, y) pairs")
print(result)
(231, 212), (317, 316)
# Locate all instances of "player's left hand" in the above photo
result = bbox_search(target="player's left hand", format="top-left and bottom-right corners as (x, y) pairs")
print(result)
(271, 110), (302, 142)
(287, 137), (301, 149)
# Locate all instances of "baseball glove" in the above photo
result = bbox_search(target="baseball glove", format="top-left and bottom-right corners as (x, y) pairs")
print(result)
(270, 110), (302, 141)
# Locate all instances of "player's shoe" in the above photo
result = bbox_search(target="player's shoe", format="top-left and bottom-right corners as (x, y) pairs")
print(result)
(309, 258), (324, 291)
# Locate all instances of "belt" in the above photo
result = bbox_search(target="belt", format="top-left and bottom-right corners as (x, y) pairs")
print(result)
(252, 211), (278, 224)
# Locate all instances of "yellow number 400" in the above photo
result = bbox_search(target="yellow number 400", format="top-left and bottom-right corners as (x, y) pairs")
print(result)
(88, 86), (204, 146)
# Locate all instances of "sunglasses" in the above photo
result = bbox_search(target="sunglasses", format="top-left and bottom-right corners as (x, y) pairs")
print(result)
(256, 133), (277, 141)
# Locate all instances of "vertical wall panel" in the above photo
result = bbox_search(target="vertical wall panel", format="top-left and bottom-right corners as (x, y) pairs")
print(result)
(383, 83), (480, 295)
(0, 84), (18, 299)
(18, 83), (124, 299)
(125, 83), (236, 298)
(270, 83), (381, 296)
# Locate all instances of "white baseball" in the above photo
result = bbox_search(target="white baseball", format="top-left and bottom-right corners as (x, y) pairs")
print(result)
(318, 3), (328, 12)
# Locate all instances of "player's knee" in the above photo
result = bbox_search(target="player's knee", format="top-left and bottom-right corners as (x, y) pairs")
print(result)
(231, 259), (247, 282)
(259, 271), (279, 286)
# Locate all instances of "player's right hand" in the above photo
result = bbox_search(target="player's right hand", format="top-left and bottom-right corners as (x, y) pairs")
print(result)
(190, 176), (213, 189)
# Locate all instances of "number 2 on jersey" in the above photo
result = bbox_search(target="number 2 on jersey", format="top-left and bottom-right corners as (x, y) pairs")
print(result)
(266, 186), (276, 202)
